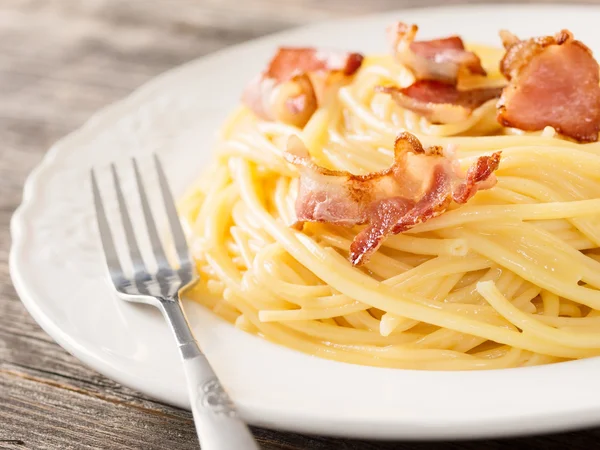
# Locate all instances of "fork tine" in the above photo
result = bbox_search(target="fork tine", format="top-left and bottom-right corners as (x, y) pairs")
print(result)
(153, 154), (191, 265)
(111, 164), (147, 273)
(132, 158), (168, 266)
(91, 170), (124, 279)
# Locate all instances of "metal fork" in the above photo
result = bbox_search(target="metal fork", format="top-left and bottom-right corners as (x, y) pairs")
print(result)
(91, 155), (260, 450)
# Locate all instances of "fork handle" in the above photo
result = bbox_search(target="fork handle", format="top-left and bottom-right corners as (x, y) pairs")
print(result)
(181, 350), (261, 450)
(162, 299), (260, 450)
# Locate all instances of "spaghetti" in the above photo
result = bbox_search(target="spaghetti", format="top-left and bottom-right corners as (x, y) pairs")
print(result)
(178, 39), (600, 370)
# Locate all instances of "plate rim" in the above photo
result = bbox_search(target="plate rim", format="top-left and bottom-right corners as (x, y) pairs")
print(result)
(10, 3), (600, 440)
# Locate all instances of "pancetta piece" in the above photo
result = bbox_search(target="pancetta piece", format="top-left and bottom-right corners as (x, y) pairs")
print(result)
(497, 29), (600, 142)
(377, 81), (502, 124)
(388, 22), (486, 84)
(242, 47), (363, 127)
(284, 132), (501, 265)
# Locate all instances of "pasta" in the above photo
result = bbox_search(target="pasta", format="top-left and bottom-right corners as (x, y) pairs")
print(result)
(178, 43), (600, 371)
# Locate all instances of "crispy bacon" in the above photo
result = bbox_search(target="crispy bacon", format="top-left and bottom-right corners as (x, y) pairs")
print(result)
(284, 132), (501, 265)
(377, 81), (502, 124)
(497, 29), (600, 142)
(388, 22), (486, 84)
(242, 48), (363, 127)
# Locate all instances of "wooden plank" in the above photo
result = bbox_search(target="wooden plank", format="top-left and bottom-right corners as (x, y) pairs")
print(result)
(3, 0), (600, 448)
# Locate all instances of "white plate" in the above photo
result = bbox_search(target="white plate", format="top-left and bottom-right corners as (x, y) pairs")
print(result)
(11, 4), (600, 440)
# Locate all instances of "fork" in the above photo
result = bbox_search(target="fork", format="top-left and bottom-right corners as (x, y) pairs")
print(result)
(91, 155), (260, 450)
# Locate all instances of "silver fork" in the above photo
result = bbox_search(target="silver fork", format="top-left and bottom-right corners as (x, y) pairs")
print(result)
(91, 155), (260, 450)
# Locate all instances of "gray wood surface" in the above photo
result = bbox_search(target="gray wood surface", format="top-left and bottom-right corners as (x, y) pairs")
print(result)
(3, 0), (600, 448)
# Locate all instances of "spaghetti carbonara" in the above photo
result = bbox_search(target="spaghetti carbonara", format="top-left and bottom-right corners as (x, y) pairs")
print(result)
(179, 24), (600, 370)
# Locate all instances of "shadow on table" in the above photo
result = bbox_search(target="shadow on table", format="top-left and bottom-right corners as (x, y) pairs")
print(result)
(253, 426), (600, 449)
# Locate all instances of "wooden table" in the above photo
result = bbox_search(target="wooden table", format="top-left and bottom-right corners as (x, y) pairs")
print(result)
(3, 0), (600, 448)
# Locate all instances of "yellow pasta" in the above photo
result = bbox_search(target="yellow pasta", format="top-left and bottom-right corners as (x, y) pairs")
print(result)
(179, 49), (600, 370)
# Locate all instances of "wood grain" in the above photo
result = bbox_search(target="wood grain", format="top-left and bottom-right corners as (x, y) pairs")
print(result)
(3, 0), (600, 448)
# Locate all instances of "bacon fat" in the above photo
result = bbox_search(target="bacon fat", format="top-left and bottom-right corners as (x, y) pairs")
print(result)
(284, 132), (501, 265)
(377, 81), (502, 124)
(497, 30), (600, 142)
(388, 22), (486, 84)
(242, 48), (363, 127)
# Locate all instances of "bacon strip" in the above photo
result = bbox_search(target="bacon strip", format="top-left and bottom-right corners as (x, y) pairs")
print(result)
(377, 81), (502, 124)
(242, 48), (363, 127)
(285, 132), (501, 265)
(389, 22), (486, 84)
(497, 29), (600, 142)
